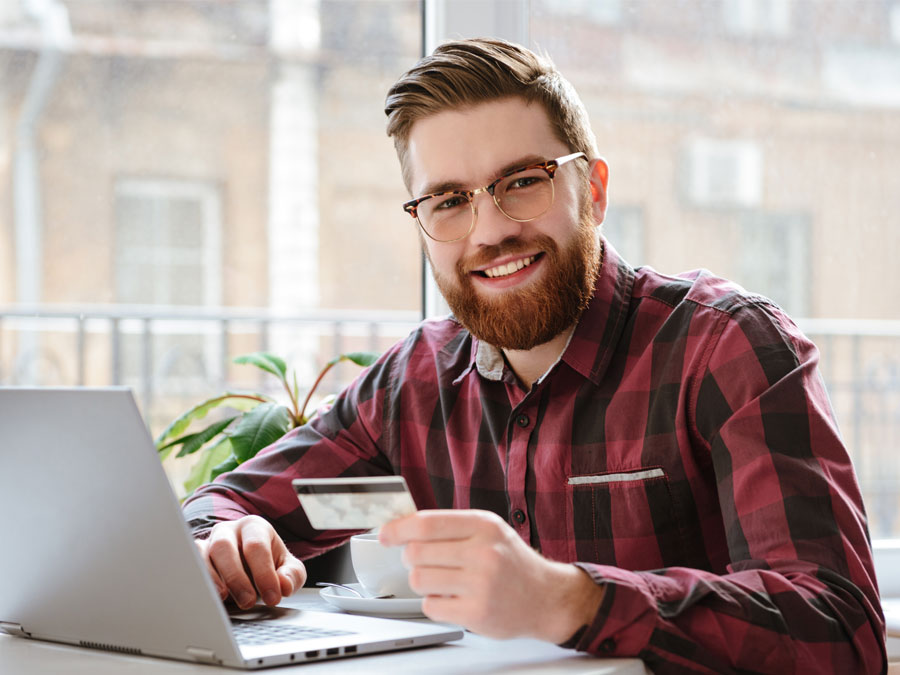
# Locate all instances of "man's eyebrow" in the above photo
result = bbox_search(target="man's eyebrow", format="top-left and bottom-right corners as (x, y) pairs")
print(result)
(496, 154), (547, 177)
(419, 178), (467, 197)
(417, 154), (549, 197)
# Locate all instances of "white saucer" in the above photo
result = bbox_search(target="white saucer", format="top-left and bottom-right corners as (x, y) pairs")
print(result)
(318, 583), (425, 619)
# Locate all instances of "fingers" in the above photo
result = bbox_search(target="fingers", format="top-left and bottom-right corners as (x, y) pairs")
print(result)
(195, 539), (228, 600)
(380, 509), (502, 546)
(421, 594), (478, 628)
(402, 538), (466, 569)
(408, 564), (468, 597)
(410, 565), (505, 637)
(202, 516), (305, 609)
(379, 509), (553, 638)
(207, 524), (258, 608)
(239, 518), (283, 606)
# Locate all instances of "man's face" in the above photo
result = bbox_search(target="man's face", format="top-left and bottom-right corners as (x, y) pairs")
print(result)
(405, 98), (604, 350)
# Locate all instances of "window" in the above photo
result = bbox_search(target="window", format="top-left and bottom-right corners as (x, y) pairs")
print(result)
(722, 0), (792, 38)
(738, 212), (811, 316)
(603, 206), (645, 267)
(114, 179), (221, 307)
(1, 0), (897, 555)
(823, 46), (900, 108)
(682, 139), (763, 209)
(892, 4), (900, 44)
(114, 179), (222, 392)
(536, 0), (622, 25)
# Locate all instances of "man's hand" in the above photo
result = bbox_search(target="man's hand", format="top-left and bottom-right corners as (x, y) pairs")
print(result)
(379, 510), (603, 642)
(195, 515), (307, 610)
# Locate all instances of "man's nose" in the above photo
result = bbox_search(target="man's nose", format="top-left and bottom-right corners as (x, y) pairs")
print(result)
(468, 193), (524, 247)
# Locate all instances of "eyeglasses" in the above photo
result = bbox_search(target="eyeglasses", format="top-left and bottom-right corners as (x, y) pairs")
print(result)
(402, 152), (587, 243)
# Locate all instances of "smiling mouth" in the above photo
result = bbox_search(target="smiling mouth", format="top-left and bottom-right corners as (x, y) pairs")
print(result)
(475, 254), (541, 279)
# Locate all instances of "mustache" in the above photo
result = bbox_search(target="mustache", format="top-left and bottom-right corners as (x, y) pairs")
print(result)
(458, 236), (557, 274)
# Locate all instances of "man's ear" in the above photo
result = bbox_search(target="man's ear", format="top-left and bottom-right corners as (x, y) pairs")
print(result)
(588, 157), (609, 223)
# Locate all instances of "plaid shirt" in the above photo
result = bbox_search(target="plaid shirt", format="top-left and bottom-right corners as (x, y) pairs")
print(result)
(184, 240), (886, 673)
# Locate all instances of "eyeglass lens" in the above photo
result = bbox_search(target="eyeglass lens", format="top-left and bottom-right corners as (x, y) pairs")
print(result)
(417, 167), (555, 242)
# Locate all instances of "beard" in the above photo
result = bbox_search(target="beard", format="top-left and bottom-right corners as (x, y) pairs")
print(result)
(429, 203), (602, 351)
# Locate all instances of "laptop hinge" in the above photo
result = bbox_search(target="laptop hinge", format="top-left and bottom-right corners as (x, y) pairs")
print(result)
(186, 646), (218, 664)
(0, 622), (31, 638)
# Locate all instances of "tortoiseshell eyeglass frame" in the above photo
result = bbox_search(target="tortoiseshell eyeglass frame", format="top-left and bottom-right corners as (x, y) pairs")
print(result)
(402, 152), (587, 243)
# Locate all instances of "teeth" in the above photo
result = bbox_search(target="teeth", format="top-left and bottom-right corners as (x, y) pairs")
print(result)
(484, 255), (536, 278)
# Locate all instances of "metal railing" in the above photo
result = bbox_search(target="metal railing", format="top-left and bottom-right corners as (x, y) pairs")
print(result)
(795, 319), (900, 539)
(0, 303), (420, 423)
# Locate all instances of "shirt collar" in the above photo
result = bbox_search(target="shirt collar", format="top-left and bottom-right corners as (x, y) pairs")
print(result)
(561, 238), (634, 385)
(458, 236), (634, 387)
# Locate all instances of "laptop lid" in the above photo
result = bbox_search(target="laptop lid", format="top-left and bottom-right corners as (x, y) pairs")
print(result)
(0, 387), (461, 668)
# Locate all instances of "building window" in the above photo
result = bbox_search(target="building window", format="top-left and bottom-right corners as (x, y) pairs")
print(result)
(114, 179), (222, 307)
(891, 3), (900, 44)
(536, 0), (622, 25)
(114, 179), (223, 390)
(722, 0), (791, 38)
(603, 206), (645, 267)
(738, 212), (811, 317)
(682, 138), (763, 209)
(823, 46), (900, 109)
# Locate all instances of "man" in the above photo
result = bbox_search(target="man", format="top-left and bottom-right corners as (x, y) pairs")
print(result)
(183, 39), (886, 672)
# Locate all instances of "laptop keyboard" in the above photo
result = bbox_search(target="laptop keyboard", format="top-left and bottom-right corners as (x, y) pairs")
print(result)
(231, 621), (355, 646)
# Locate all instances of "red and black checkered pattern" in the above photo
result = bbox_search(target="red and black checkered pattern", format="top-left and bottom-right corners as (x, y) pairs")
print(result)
(184, 240), (885, 673)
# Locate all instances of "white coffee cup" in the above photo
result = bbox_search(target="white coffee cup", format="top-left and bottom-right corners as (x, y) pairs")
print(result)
(350, 532), (418, 598)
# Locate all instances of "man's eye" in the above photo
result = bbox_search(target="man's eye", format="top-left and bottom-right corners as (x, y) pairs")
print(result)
(507, 174), (545, 190)
(433, 195), (467, 211)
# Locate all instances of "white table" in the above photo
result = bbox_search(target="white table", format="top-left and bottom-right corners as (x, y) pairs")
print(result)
(0, 589), (650, 674)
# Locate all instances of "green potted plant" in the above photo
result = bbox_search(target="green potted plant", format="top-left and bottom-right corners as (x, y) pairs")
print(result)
(155, 350), (380, 497)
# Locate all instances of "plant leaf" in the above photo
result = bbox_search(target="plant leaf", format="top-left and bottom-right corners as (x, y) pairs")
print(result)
(209, 454), (240, 482)
(157, 440), (179, 463)
(342, 351), (380, 368)
(233, 352), (287, 380)
(172, 416), (237, 458)
(158, 415), (236, 453)
(229, 403), (292, 463)
(156, 415), (238, 461)
(182, 437), (234, 497)
(323, 350), (381, 369)
(155, 393), (268, 450)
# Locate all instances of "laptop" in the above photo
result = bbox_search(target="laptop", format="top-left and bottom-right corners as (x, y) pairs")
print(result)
(0, 387), (463, 668)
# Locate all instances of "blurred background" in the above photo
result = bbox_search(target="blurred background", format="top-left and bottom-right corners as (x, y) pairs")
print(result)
(0, 0), (897, 537)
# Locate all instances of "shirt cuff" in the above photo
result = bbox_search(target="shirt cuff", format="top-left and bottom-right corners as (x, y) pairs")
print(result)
(566, 563), (659, 657)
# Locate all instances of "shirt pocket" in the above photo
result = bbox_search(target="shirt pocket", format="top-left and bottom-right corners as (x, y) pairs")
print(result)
(567, 467), (684, 569)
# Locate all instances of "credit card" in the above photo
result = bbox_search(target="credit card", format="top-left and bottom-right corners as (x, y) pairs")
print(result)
(292, 476), (417, 530)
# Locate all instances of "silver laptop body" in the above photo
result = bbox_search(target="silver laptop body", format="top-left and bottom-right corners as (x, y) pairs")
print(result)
(0, 387), (462, 668)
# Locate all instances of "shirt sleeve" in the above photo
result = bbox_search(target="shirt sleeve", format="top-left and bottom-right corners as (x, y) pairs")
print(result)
(568, 300), (887, 674)
(181, 346), (398, 560)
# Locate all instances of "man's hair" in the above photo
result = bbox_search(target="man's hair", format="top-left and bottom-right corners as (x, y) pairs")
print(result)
(384, 37), (598, 191)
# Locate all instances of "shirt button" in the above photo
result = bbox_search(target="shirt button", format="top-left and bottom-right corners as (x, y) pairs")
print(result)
(599, 638), (616, 653)
(516, 414), (530, 428)
(512, 509), (526, 524)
